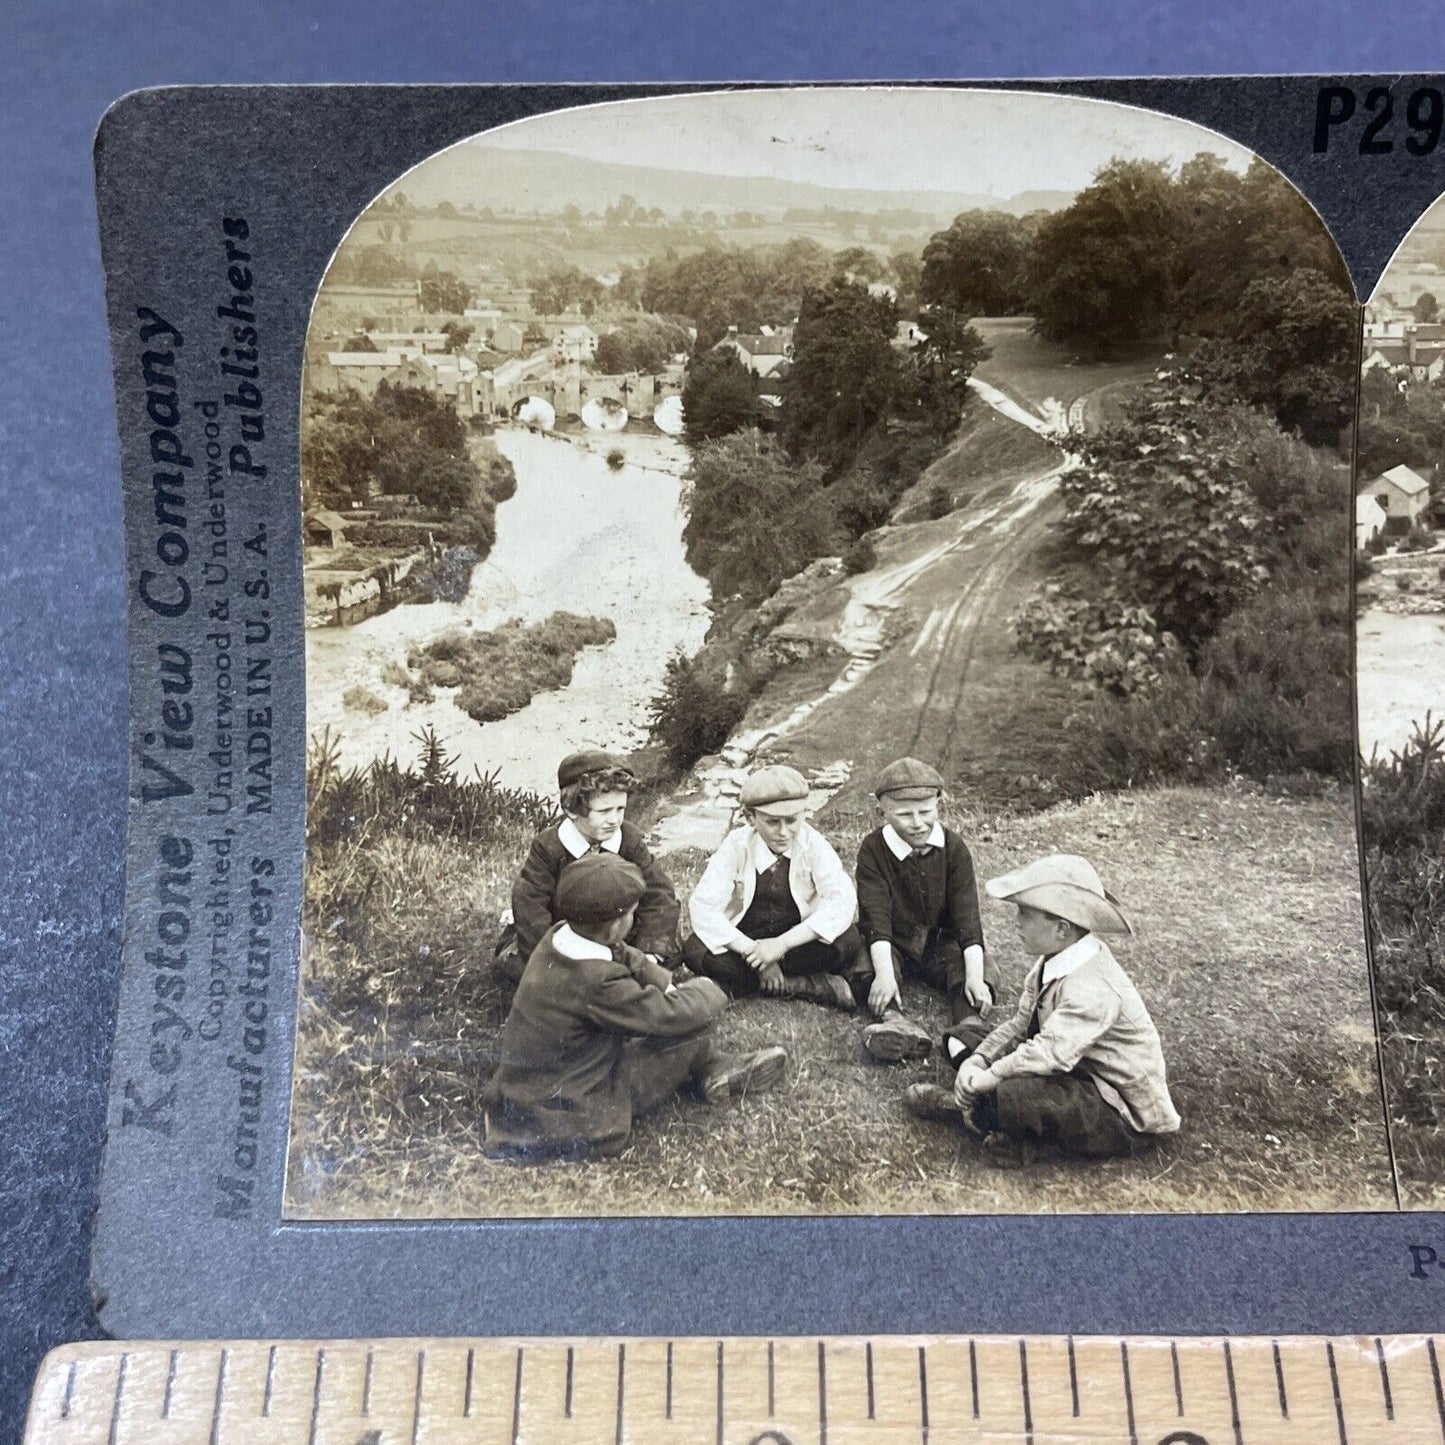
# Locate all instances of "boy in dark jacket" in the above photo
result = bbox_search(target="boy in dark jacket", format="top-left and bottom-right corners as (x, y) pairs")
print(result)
(855, 757), (998, 1062)
(483, 853), (788, 1159)
(495, 750), (680, 984)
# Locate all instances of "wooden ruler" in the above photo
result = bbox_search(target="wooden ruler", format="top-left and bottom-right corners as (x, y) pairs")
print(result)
(23, 1334), (1445, 1444)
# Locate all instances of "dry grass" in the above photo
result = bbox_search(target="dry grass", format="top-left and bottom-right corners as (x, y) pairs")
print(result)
(286, 784), (1393, 1219)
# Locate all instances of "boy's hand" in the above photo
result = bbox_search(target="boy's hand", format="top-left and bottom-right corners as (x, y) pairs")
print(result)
(746, 936), (790, 969)
(953, 1060), (989, 1109)
(963, 954), (992, 1018)
(868, 968), (901, 1018)
(758, 961), (787, 994)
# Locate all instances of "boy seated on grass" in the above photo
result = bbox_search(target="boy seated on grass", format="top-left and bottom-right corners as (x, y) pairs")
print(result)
(495, 749), (680, 985)
(854, 757), (999, 1063)
(483, 852), (788, 1160)
(904, 853), (1181, 1168)
(681, 765), (872, 1008)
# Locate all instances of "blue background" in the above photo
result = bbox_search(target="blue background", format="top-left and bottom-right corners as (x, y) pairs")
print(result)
(6, 3), (1445, 1440)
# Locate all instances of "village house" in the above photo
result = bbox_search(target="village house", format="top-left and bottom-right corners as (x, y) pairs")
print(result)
(310, 349), (410, 397)
(1362, 464), (1432, 532)
(304, 509), (351, 549)
(389, 351), (487, 417)
(1356, 493), (1387, 551)
(364, 330), (450, 353)
(552, 324), (599, 362)
(485, 319), (526, 353)
(712, 324), (793, 379)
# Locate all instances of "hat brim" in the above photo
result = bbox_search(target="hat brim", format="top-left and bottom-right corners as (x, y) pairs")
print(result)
(746, 797), (810, 817)
(986, 876), (1133, 935)
(878, 786), (943, 801)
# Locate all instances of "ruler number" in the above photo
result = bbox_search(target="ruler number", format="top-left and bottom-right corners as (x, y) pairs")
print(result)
(1314, 84), (1444, 155)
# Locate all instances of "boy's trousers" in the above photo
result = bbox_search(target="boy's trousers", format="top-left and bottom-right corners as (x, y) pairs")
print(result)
(617, 1029), (717, 1120)
(885, 937), (1001, 1025)
(680, 925), (874, 1005)
(946, 1018), (1148, 1161)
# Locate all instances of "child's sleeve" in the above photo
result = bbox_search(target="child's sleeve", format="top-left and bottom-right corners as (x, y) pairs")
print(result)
(584, 966), (727, 1037)
(854, 835), (894, 946)
(989, 976), (1120, 1081)
(946, 834), (986, 952)
(510, 837), (560, 963)
(625, 829), (682, 955)
(804, 830), (858, 944)
(689, 833), (750, 952)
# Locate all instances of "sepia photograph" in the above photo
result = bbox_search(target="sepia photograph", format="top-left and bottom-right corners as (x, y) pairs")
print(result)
(1356, 191), (1445, 1207)
(285, 87), (1390, 1219)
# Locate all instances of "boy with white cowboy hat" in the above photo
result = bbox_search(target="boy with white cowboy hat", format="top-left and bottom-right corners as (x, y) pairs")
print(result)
(904, 852), (1180, 1165)
(854, 757), (999, 1062)
(681, 765), (872, 1008)
(484, 852), (788, 1160)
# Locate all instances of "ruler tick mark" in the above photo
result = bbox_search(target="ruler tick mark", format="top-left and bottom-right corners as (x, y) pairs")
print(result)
(107, 1353), (128, 1445)
(768, 1340), (775, 1418)
(162, 1347), (178, 1419)
(262, 1345), (277, 1418)
(306, 1349), (326, 1445)
(969, 1339), (979, 1419)
(666, 1341), (674, 1420)
(866, 1341), (875, 1420)
(209, 1348), (229, 1445)
(1429, 1337), (1445, 1442)
(565, 1345), (575, 1418)
(1119, 1341), (1137, 1445)
(1272, 1339), (1288, 1418)
(60, 1360), (76, 1420)
(818, 1341), (829, 1445)
(411, 1350), (425, 1445)
(1375, 1336), (1395, 1420)
(1068, 1336), (1079, 1418)
(511, 1346), (524, 1445)
(464, 1346), (475, 1418)
(918, 1345), (929, 1445)
(615, 1342), (626, 1445)
(716, 1340), (725, 1445)
(1171, 1339), (1183, 1416)
(1019, 1339), (1034, 1445)
(1223, 1340), (1242, 1445)
(1326, 1341), (1349, 1445)
(363, 1347), (374, 1416)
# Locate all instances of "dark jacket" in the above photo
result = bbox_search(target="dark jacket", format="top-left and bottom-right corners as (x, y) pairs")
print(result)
(854, 826), (985, 961)
(511, 821), (680, 961)
(483, 925), (726, 1153)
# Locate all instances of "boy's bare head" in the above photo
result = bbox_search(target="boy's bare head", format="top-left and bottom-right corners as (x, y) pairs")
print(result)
(560, 764), (637, 844)
(1013, 902), (1089, 958)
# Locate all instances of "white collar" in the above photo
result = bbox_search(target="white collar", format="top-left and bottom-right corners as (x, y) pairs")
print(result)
(559, 816), (623, 859)
(748, 830), (795, 872)
(1040, 933), (1101, 987)
(551, 923), (613, 961)
(882, 822), (946, 860)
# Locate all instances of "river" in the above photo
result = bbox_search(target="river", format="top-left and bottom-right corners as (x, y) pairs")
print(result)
(1357, 606), (1445, 760)
(305, 427), (710, 796)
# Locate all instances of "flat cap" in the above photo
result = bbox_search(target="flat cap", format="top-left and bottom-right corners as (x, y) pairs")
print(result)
(555, 853), (647, 926)
(739, 764), (810, 814)
(558, 749), (628, 789)
(874, 757), (946, 799)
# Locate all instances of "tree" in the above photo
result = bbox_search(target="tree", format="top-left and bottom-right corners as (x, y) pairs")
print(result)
(1415, 291), (1440, 323)
(680, 429), (833, 602)
(920, 210), (1033, 317)
(1026, 159), (1180, 352)
(682, 351), (761, 447)
(342, 332), (378, 353)
(902, 305), (990, 437)
(440, 321), (473, 354)
(889, 251), (922, 311)
(594, 318), (690, 374)
(781, 278), (900, 468)
(418, 267), (471, 315)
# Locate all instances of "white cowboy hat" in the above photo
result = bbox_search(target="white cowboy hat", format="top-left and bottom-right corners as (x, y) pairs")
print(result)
(984, 853), (1133, 936)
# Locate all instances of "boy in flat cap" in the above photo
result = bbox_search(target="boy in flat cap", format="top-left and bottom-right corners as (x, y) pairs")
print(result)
(682, 765), (873, 1007)
(484, 852), (788, 1159)
(905, 853), (1180, 1166)
(495, 750), (680, 985)
(854, 757), (998, 1062)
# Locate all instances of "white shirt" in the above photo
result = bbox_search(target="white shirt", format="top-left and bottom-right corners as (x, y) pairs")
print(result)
(558, 817), (623, 859)
(1040, 933), (1102, 988)
(551, 922), (613, 961)
(881, 822), (947, 860)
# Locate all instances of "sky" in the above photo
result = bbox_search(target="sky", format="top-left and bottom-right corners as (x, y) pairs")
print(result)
(459, 86), (1258, 198)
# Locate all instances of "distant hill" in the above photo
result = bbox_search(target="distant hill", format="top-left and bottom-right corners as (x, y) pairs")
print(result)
(393, 146), (1072, 222)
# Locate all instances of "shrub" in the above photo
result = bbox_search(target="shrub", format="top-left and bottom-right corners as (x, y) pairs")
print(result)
(342, 686), (388, 716)
(648, 649), (757, 770)
(1356, 552), (1375, 579)
(926, 482), (953, 519)
(842, 535), (878, 575)
(606, 447), (625, 471)
(1014, 583), (1178, 696)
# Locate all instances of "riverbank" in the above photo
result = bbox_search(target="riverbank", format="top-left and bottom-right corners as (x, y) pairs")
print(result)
(1358, 547), (1445, 758)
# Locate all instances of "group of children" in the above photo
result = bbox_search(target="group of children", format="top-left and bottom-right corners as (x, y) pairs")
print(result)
(483, 749), (1180, 1171)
